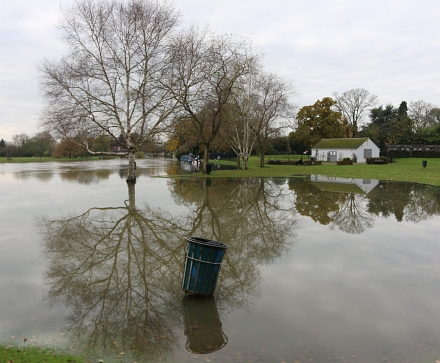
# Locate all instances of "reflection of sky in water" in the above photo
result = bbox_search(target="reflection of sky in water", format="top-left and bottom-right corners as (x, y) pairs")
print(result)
(1, 160), (440, 362)
(228, 215), (440, 360)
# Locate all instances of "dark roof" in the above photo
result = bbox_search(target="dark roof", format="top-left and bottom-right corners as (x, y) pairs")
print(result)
(312, 138), (369, 149)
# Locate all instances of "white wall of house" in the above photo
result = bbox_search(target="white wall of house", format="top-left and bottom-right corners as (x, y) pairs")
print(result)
(312, 139), (380, 163)
(355, 139), (380, 162)
(310, 175), (379, 194)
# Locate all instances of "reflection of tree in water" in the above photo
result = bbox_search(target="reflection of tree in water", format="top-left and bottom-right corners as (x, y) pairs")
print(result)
(288, 178), (340, 225)
(13, 170), (54, 182)
(289, 177), (440, 234)
(39, 183), (187, 359)
(169, 178), (297, 308)
(367, 181), (440, 223)
(38, 178), (296, 359)
(59, 169), (112, 184)
(289, 178), (373, 234)
(329, 194), (374, 234)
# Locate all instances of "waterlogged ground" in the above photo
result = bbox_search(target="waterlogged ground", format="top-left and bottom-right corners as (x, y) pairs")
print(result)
(1, 158), (440, 363)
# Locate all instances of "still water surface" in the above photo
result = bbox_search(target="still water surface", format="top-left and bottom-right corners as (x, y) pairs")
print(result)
(1, 158), (440, 363)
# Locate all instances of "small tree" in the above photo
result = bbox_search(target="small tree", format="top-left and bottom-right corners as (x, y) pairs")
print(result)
(221, 71), (295, 169)
(53, 139), (89, 158)
(251, 72), (295, 167)
(167, 26), (258, 173)
(39, 0), (179, 182)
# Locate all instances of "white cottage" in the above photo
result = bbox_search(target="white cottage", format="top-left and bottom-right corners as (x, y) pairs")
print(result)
(311, 138), (380, 163)
(309, 175), (379, 195)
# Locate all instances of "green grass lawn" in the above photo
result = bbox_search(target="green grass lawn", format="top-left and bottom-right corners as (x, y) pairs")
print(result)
(0, 344), (85, 363)
(197, 156), (440, 186)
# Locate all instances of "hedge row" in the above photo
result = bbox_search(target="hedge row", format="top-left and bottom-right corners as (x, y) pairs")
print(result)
(386, 150), (410, 158)
(387, 150), (440, 158)
(411, 151), (440, 158)
(366, 157), (388, 164)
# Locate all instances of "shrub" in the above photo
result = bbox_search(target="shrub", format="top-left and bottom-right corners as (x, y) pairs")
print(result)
(387, 150), (410, 158)
(366, 156), (388, 164)
(135, 151), (145, 158)
(411, 150), (439, 158)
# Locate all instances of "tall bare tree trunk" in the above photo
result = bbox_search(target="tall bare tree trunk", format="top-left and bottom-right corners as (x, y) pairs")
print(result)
(257, 141), (265, 167)
(127, 181), (136, 210)
(127, 149), (137, 183)
(203, 144), (210, 174)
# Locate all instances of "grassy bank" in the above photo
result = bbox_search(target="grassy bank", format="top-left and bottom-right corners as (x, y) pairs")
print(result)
(2, 155), (440, 186)
(196, 156), (440, 186)
(0, 344), (84, 363)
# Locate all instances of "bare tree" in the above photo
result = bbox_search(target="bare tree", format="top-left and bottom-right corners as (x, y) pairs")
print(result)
(408, 100), (437, 132)
(167, 26), (259, 173)
(333, 88), (378, 138)
(220, 74), (259, 170)
(252, 72), (296, 167)
(39, 0), (179, 182)
(221, 71), (295, 169)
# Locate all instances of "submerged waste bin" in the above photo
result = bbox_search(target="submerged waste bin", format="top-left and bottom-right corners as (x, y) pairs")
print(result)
(182, 295), (228, 354)
(182, 237), (228, 295)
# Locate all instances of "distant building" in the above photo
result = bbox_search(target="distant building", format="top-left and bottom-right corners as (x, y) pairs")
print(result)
(110, 134), (127, 153)
(385, 144), (440, 157)
(311, 138), (380, 163)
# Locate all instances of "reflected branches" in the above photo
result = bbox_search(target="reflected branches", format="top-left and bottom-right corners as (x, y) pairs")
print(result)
(36, 174), (440, 361)
(39, 183), (186, 358)
(38, 178), (297, 359)
(169, 177), (298, 308)
(290, 176), (440, 234)
(329, 194), (374, 234)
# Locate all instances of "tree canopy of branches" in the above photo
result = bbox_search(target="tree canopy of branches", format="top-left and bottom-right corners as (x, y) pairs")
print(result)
(333, 88), (378, 138)
(291, 97), (346, 149)
(249, 72), (295, 167)
(220, 72), (295, 169)
(167, 26), (259, 173)
(39, 0), (180, 182)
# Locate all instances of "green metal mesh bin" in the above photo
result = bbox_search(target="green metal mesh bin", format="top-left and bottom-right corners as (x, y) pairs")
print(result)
(182, 237), (228, 295)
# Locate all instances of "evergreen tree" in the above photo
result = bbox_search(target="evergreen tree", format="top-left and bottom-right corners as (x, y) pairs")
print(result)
(362, 104), (397, 150)
(394, 101), (413, 144)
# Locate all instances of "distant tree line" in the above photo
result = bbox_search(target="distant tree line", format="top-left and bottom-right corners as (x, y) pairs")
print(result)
(0, 132), (56, 158)
(0, 132), (165, 158)
(4, 85), (439, 161)
(287, 88), (440, 155)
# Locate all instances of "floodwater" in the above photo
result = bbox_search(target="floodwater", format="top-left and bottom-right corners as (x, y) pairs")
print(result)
(1, 158), (440, 363)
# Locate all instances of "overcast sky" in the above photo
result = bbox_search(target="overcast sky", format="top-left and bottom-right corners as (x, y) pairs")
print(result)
(1, 0), (440, 141)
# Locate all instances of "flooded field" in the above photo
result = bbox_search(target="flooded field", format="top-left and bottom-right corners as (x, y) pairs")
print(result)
(1, 158), (440, 363)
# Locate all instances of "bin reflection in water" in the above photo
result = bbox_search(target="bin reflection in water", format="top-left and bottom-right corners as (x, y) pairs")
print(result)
(182, 295), (228, 354)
